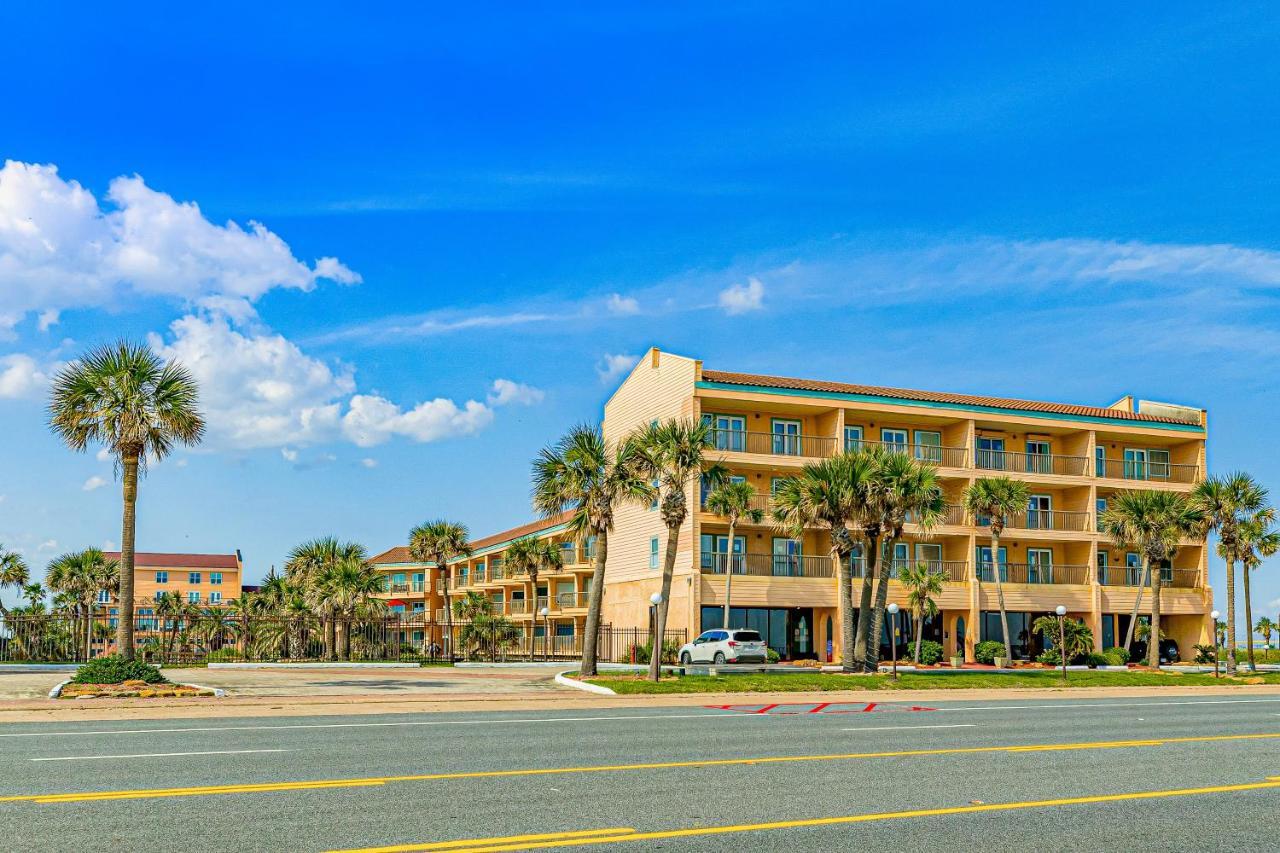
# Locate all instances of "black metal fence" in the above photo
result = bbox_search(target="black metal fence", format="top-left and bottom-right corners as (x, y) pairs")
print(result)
(0, 615), (685, 665)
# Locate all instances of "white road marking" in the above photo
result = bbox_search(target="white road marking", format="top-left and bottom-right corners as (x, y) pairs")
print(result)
(842, 724), (978, 732)
(28, 749), (289, 762)
(934, 698), (1280, 713)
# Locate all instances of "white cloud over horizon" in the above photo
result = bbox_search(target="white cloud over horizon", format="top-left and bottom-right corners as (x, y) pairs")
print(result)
(0, 354), (46, 398)
(718, 276), (766, 315)
(597, 353), (638, 383)
(81, 476), (106, 492)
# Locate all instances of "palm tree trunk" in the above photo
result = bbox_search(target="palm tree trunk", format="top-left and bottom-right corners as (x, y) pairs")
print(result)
(865, 533), (900, 672)
(834, 546), (853, 671)
(443, 567), (453, 662)
(721, 517), (736, 632)
(84, 605), (93, 661)
(1243, 564), (1256, 672)
(1149, 565), (1163, 669)
(991, 531), (1013, 662)
(649, 521), (681, 682)
(913, 607), (924, 664)
(851, 532), (880, 672)
(1225, 557), (1238, 676)
(324, 611), (336, 661)
(1121, 557), (1151, 652)
(118, 453), (140, 660)
(580, 531), (608, 677)
(528, 569), (539, 662)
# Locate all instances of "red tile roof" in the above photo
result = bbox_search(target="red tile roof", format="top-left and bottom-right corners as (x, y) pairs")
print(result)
(370, 510), (576, 567)
(700, 370), (1200, 425)
(369, 546), (421, 566)
(106, 552), (240, 569)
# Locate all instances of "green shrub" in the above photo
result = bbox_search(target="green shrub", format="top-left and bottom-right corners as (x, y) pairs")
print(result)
(71, 655), (165, 685)
(974, 640), (1006, 665)
(630, 638), (681, 665)
(1193, 644), (1217, 664)
(907, 640), (944, 665)
(1085, 652), (1112, 668)
(1036, 648), (1061, 666)
(766, 647), (781, 664)
(1104, 646), (1132, 665)
(205, 648), (240, 662)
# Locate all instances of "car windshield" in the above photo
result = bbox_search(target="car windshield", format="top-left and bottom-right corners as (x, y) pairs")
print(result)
(732, 631), (762, 642)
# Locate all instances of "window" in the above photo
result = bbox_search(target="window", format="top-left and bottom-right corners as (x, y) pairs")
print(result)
(771, 537), (801, 576)
(1097, 551), (1109, 584)
(650, 479), (660, 510)
(770, 477), (787, 495)
(1025, 440), (1052, 474)
(1095, 446), (1106, 477)
(1122, 448), (1147, 480)
(892, 542), (909, 574)
(881, 428), (908, 452)
(913, 430), (942, 463)
(976, 437), (1005, 470)
(209, 592), (222, 605)
(703, 414), (746, 451)
(1095, 498), (1107, 532)
(97, 589), (111, 604)
(210, 572), (222, 585)
(1027, 549), (1054, 583)
(1125, 552), (1142, 586)
(1027, 494), (1052, 529)
(700, 533), (745, 573)
(976, 546), (1008, 582)
(188, 572), (201, 585)
(187, 591), (200, 604)
(412, 602), (424, 613)
(155, 571), (168, 585)
(843, 425), (863, 451)
(915, 543), (943, 570)
(772, 419), (802, 455)
(649, 537), (659, 569)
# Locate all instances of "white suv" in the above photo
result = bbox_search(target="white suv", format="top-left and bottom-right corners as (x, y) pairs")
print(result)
(678, 629), (768, 665)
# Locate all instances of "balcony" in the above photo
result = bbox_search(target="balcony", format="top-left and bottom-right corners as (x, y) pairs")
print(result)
(976, 449), (1088, 477)
(707, 429), (837, 459)
(700, 492), (773, 517)
(1001, 509), (1093, 533)
(509, 599), (532, 615)
(387, 583), (411, 594)
(1099, 567), (1197, 588)
(1098, 458), (1198, 485)
(858, 439), (968, 468)
(850, 559), (968, 582)
(701, 552), (833, 578)
(976, 563), (1088, 584)
(556, 590), (590, 610)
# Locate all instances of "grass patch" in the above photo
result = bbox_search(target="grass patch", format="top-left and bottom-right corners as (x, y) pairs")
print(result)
(583, 670), (1280, 695)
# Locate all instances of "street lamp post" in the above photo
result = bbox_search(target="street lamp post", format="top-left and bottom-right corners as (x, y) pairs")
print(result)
(648, 592), (664, 680)
(887, 603), (900, 681)
(538, 606), (549, 662)
(1211, 610), (1221, 678)
(1055, 605), (1068, 682)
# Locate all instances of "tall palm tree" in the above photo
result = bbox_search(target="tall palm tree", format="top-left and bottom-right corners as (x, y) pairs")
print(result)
(0, 545), (30, 619)
(634, 419), (726, 682)
(1191, 473), (1268, 675)
(900, 561), (944, 664)
(962, 476), (1030, 662)
(286, 538), (368, 661)
(46, 548), (117, 661)
(532, 424), (650, 676)
(1255, 616), (1276, 653)
(408, 521), (472, 659)
(773, 451), (878, 673)
(48, 341), (204, 660)
(1236, 508), (1279, 672)
(703, 479), (765, 631)
(315, 555), (386, 660)
(506, 536), (564, 660)
(863, 453), (945, 671)
(21, 582), (45, 609)
(1100, 489), (1202, 667)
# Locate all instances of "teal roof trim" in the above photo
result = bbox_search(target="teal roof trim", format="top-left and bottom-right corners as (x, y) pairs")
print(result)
(695, 381), (1205, 433)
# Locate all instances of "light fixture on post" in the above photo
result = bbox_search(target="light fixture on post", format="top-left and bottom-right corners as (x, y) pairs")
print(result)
(1211, 610), (1221, 678)
(1055, 605), (1068, 682)
(887, 603), (900, 680)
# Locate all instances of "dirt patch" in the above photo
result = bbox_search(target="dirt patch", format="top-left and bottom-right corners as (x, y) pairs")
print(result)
(60, 680), (215, 699)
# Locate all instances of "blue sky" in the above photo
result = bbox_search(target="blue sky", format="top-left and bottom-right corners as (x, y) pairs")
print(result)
(2, 3), (1280, 622)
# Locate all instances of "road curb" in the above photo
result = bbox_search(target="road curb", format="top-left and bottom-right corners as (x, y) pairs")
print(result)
(555, 670), (617, 695)
(48, 679), (70, 699)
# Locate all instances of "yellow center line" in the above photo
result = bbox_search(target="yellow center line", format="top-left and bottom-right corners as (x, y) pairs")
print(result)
(328, 829), (639, 853)
(3, 731), (1278, 805)
(333, 777), (1280, 853)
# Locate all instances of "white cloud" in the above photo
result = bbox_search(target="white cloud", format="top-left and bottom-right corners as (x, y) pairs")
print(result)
(0, 160), (360, 331)
(718, 276), (765, 315)
(37, 309), (59, 332)
(487, 378), (544, 407)
(341, 394), (493, 448)
(1269, 597), (1280, 612)
(597, 353), (637, 383)
(0, 354), (47, 398)
(360, 457), (378, 469)
(280, 447), (299, 463)
(174, 458), (188, 468)
(96, 448), (110, 462)
(36, 539), (58, 553)
(82, 476), (106, 492)
(606, 293), (640, 315)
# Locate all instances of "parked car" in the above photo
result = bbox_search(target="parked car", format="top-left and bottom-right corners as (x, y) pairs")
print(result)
(1131, 638), (1180, 664)
(678, 629), (768, 665)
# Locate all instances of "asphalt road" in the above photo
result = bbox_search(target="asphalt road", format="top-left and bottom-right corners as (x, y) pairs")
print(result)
(3, 695), (1280, 851)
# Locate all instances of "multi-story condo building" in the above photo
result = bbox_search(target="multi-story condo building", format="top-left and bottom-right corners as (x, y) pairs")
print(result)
(599, 349), (1212, 663)
(106, 551), (244, 610)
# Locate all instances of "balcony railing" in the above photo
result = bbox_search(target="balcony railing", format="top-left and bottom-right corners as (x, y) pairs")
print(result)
(976, 449), (1089, 477)
(509, 599), (531, 615)
(701, 492), (773, 516)
(701, 552), (833, 578)
(488, 565), (505, 582)
(556, 591), (590, 609)
(1001, 509), (1093, 533)
(1099, 458), (1199, 484)
(976, 563), (1088, 585)
(707, 429), (837, 459)
(850, 559), (967, 582)
(1098, 567), (1197, 588)
(857, 439), (968, 468)
(387, 583), (410, 594)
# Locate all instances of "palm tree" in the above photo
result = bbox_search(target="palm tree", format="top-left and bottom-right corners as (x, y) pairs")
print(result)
(46, 549), (118, 661)
(408, 521), (471, 659)
(1191, 474), (1267, 675)
(286, 538), (368, 660)
(900, 562), (944, 664)
(21, 583), (45, 608)
(532, 424), (650, 677)
(506, 536), (564, 660)
(864, 453), (945, 671)
(773, 451), (878, 673)
(451, 590), (520, 660)
(0, 545), (30, 619)
(314, 555), (386, 660)
(1255, 616), (1276, 653)
(48, 341), (204, 660)
(1100, 489), (1202, 667)
(634, 419), (726, 682)
(1031, 615), (1094, 665)
(1236, 508), (1278, 671)
(704, 480), (765, 631)
(962, 476), (1031, 662)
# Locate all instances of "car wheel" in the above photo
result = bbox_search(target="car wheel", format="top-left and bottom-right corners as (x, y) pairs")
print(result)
(713, 652), (726, 665)
(680, 652), (691, 665)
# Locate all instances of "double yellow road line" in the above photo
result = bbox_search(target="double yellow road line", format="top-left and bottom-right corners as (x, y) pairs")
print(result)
(2, 731), (1278, 805)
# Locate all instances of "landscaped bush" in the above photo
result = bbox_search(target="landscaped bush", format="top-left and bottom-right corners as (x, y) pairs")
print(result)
(907, 640), (944, 665)
(630, 638), (681, 665)
(1194, 644), (1217, 664)
(1036, 648), (1094, 666)
(974, 640), (1006, 665)
(766, 648), (781, 663)
(205, 648), (240, 662)
(71, 655), (165, 685)
(1085, 652), (1112, 668)
(1104, 646), (1132, 665)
